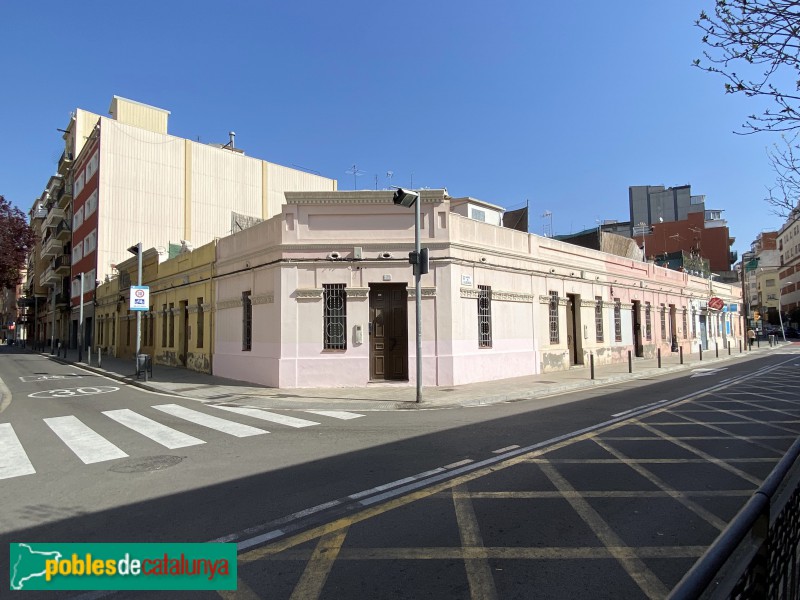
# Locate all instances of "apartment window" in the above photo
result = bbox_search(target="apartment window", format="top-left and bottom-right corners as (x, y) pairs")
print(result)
(196, 298), (204, 349)
(478, 285), (492, 348)
(645, 302), (652, 341)
(682, 310), (688, 339)
(660, 305), (667, 340)
(323, 284), (347, 350)
(161, 304), (167, 347)
(595, 297), (604, 342)
(549, 291), (559, 344)
(614, 300), (622, 342)
(168, 303), (175, 347)
(242, 291), (252, 351)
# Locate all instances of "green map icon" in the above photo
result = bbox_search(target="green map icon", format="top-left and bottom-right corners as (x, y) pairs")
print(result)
(10, 543), (63, 590)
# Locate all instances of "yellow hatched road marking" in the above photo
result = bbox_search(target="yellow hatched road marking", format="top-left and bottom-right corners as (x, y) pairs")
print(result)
(538, 461), (669, 599)
(289, 528), (349, 600)
(452, 484), (498, 600)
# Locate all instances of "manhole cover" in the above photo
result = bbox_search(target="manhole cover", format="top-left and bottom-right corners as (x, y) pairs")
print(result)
(110, 455), (185, 473)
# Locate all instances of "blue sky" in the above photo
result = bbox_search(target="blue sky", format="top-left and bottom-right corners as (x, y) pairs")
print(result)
(0, 1), (788, 258)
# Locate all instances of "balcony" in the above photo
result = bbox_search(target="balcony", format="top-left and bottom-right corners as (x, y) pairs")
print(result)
(55, 219), (71, 241)
(55, 293), (70, 307)
(53, 254), (71, 276)
(56, 182), (73, 209)
(58, 151), (73, 174)
(30, 205), (47, 221)
(41, 236), (62, 258)
(40, 267), (59, 287)
(729, 250), (739, 264)
(44, 207), (66, 230)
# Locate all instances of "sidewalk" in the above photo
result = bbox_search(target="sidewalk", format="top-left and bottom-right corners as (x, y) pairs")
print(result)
(29, 341), (793, 411)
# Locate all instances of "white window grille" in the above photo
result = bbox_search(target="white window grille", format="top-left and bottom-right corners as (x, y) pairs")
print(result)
(323, 284), (347, 350)
(478, 285), (492, 348)
(595, 297), (603, 342)
(549, 291), (559, 344)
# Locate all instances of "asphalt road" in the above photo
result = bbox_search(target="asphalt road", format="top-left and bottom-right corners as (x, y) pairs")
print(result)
(2, 346), (799, 599)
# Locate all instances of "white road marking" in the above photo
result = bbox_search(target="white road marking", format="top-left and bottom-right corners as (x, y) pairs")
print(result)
(212, 405), (318, 429)
(153, 404), (267, 437)
(44, 416), (128, 464)
(444, 459), (474, 469)
(0, 423), (36, 479)
(303, 410), (364, 420)
(612, 399), (669, 418)
(493, 445), (521, 454)
(104, 409), (205, 449)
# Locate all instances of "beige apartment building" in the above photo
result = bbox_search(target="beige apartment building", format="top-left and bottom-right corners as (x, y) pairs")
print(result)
(27, 96), (337, 351)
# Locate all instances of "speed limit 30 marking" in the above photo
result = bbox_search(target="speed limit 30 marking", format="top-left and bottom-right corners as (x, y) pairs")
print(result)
(28, 386), (119, 399)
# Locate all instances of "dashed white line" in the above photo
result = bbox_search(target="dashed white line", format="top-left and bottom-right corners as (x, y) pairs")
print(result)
(443, 459), (474, 469)
(493, 445), (520, 454)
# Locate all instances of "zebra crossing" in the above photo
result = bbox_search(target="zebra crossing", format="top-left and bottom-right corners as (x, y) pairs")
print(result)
(0, 404), (364, 480)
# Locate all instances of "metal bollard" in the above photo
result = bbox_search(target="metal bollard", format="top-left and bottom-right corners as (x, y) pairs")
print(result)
(590, 353), (595, 380)
(87, 345), (92, 366)
(727, 341), (731, 355)
(98, 347), (102, 368)
(679, 346), (683, 365)
(657, 347), (661, 368)
(628, 350), (632, 373)
(699, 345), (703, 361)
(739, 340), (742, 353)
(715, 342), (719, 358)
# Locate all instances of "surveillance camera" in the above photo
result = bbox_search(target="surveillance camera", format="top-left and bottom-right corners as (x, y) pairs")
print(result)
(392, 188), (419, 208)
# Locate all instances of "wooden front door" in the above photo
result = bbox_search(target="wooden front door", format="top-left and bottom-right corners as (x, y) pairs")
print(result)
(369, 284), (408, 380)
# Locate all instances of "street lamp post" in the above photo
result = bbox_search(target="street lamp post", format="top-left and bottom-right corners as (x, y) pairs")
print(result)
(128, 243), (143, 367)
(392, 188), (423, 404)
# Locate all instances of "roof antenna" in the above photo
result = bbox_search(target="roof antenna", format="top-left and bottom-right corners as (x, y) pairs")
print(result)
(386, 171), (394, 189)
(346, 164), (364, 189)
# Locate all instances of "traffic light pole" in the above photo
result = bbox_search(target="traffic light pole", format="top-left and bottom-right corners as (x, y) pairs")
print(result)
(414, 192), (422, 404)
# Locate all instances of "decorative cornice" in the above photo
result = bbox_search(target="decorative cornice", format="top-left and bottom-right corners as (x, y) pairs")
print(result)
(493, 290), (533, 303)
(217, 298), (243, 310)
(620, 302), (633, 310)
(187, 304), (199, 314)
(539, 295), (551, 305)
(461, 288), (479, 299)
(348, 287), (370, 299)
(558, 298), (568, 306)
(580, 299), (598, 308)
(170, 308), (181, 315)
(200, 303), (212, 311)
(295, 289), (323, 301)
(421, 287), (436, 297)
(252, 294), (274, 305)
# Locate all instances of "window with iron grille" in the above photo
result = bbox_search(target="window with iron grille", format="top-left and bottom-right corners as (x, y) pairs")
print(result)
(660, 305), (667, 340)
(614, 300), (622, 342)
(161, 304), (167, 347)
(126, 311), (131, 346)
(197, 298), (204, 349)
(168, 303), (175, 347)
(323, 284), (347, 350)
(645, 302), (652, 340)
(242, 291), (252, 351)
(549, 291), (559, 344)
(478, 285), (492, 348)
(595, 296), (604, 342)
(682, 310), (688, 339)
(691, 309), (697, 338)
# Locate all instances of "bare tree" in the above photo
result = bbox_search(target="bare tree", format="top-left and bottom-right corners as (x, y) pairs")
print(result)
(695, 1), (800, 134)
(764, 134), (800, 217)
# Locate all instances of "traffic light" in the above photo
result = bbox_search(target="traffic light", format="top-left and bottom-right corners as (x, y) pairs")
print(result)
(408, 248), (429, 275)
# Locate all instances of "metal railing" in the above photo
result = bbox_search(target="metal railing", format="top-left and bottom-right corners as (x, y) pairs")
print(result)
(668, 438), (800, 599)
